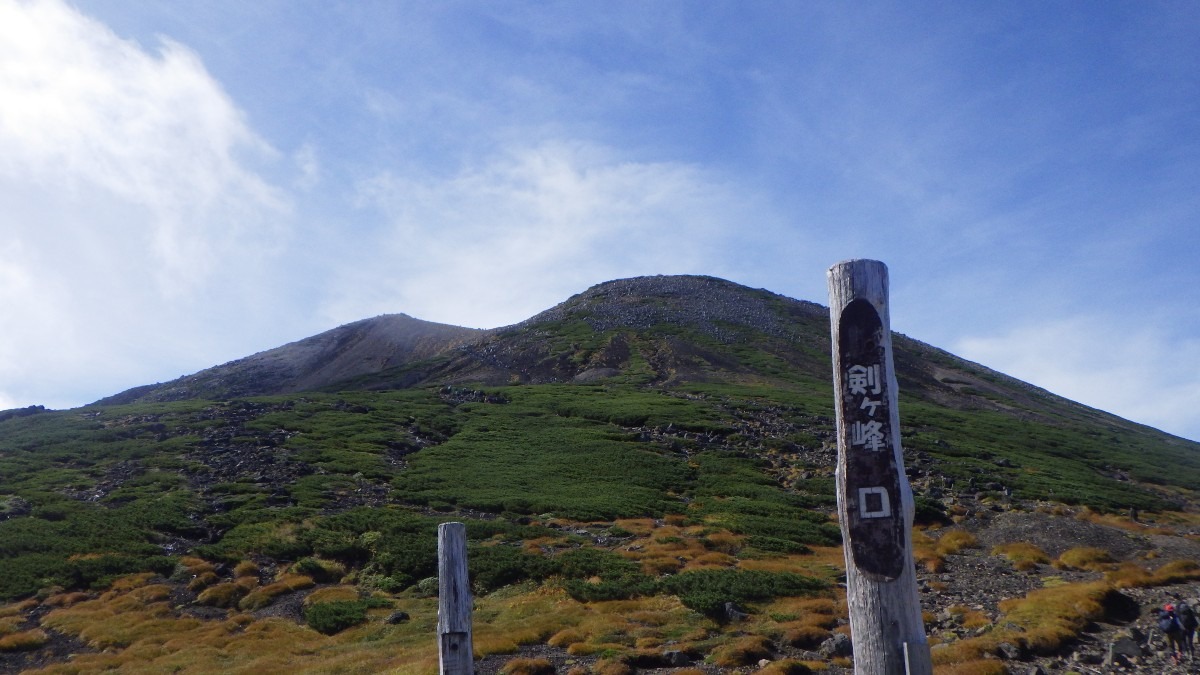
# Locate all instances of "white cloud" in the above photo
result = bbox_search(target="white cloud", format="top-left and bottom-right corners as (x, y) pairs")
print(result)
(0, 0), (292, 409)
(0, 0), (286, 293)
(955, 316), (1200, 441)
(330, 140), (765, 328)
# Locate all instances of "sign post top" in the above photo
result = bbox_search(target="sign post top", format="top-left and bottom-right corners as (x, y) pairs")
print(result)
(827, 260), (889, 308)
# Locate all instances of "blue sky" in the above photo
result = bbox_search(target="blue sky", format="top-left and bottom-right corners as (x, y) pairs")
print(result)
(2, 0), (1199, 442)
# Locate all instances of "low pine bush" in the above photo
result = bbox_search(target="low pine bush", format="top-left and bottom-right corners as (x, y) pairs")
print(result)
(305, 600), (368, 635)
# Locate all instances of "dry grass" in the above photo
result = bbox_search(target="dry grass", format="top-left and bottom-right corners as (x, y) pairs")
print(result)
(43, 592), (90, 608)
(187, 571), (220, 592)
(711, 635), (773, 667)
(1055, 546), (1114, 571)
(0, 599), (38, 619)
(1106, 560), (1200, 588)
(912, 527), (977, 573)
(944, 605), (991, 631)
(591, 658), (634, 675)
(936, 529), (979, 556)
(233, 560), (259, 577)
(912, 529), (944, 572)
(737, 547), (844, 585)
(0, 617), (21, 636)
(780, 624), (831, 649)
(702, 530), (745, 554)
(685, 551), (738, 570)
(30, 573), (446, 675)
(195, 582), (247, 608)
(0, 629), (48, 652)
(991, 542), (1050, 571)
(501, 657), (556, 675)
(303, 585), (361, 607)
(933, 580), (1111, 665)
(612, 518), (656, 537)
(237, 573), (315, 611)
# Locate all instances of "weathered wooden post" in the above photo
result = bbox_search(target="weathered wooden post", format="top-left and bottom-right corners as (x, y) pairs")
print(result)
(438, 522), (473, 675)
(826, 259), (932, 675)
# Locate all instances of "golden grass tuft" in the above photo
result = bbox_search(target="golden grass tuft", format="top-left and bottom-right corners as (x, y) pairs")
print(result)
(303, 585), (360, 608)
(612, 518), (656, 536)
(686, 551), (737, 570)
(195, 582), (246, 608)
(109, 573), (157, 592)
(500, 657), (556, 675)
(991, 542), (1050, 571)
(237, 574), (315, 611)
(43, 591), (90, 608)
(1149, 559), (1200, 583)
(187, 571), (220, 592)
(702, 530), (744, 553)
(935, 529), (978, 556)
(756, 660), (814, 675)
(233, 560), (259, 578)
(712, 635), (773, 667)
(1106, 559), (1200, 588)
(548, 628), (585, 647)
(640, 556), (684, 574)
(931, 580), (1113, 667)
(473, 633), (521, 657)
(0, 617), (22, 636)
(0, 629), (48, 652)
(945, 605), (991, 631)
(0, 599), (39, 619)
(782, 624), (830, 649)
(999, 581), (1109, 654)
(912, 529), (944, 572)
(1055, 546), (1114, 571)
(591, 658), (634, 675)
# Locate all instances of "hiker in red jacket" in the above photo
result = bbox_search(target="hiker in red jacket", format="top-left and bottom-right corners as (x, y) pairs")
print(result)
(1160, 603), (1185, 664)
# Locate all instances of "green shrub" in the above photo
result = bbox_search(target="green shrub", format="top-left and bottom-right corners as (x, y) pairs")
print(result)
(660, 569), (826, 621)
(305, 600), (369, 635)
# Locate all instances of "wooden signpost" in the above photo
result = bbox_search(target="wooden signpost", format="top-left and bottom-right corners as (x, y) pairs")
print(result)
(827, 260), (931, 675)
(438, 522), (473, 675)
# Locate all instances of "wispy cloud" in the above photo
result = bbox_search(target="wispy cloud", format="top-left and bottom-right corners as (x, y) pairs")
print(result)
(0, 0), (292, 407)
(325, 140), (765, 328)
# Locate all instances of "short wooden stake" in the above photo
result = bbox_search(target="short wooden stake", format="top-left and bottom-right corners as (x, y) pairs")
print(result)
(438, 522), (473, 675)
(827, 259), (932, 675)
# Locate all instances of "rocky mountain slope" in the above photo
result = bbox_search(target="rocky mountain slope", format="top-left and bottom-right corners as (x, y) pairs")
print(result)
(97, 313), (484, 404)
(2, 274), (1199, 674)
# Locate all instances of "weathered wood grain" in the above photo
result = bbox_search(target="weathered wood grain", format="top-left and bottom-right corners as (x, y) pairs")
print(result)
(438, 522), (473, 675)
(827, 259), (931, 675)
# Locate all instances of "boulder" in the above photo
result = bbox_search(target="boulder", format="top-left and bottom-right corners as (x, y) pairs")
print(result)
(662, 650), (692, 667)
(1109, 635), (1142, 660)
(819, 633), (853, 658)
(995, 642), (1022, 660)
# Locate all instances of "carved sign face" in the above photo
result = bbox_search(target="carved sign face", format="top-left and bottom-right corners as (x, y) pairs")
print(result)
(838, 298), (905, 581)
